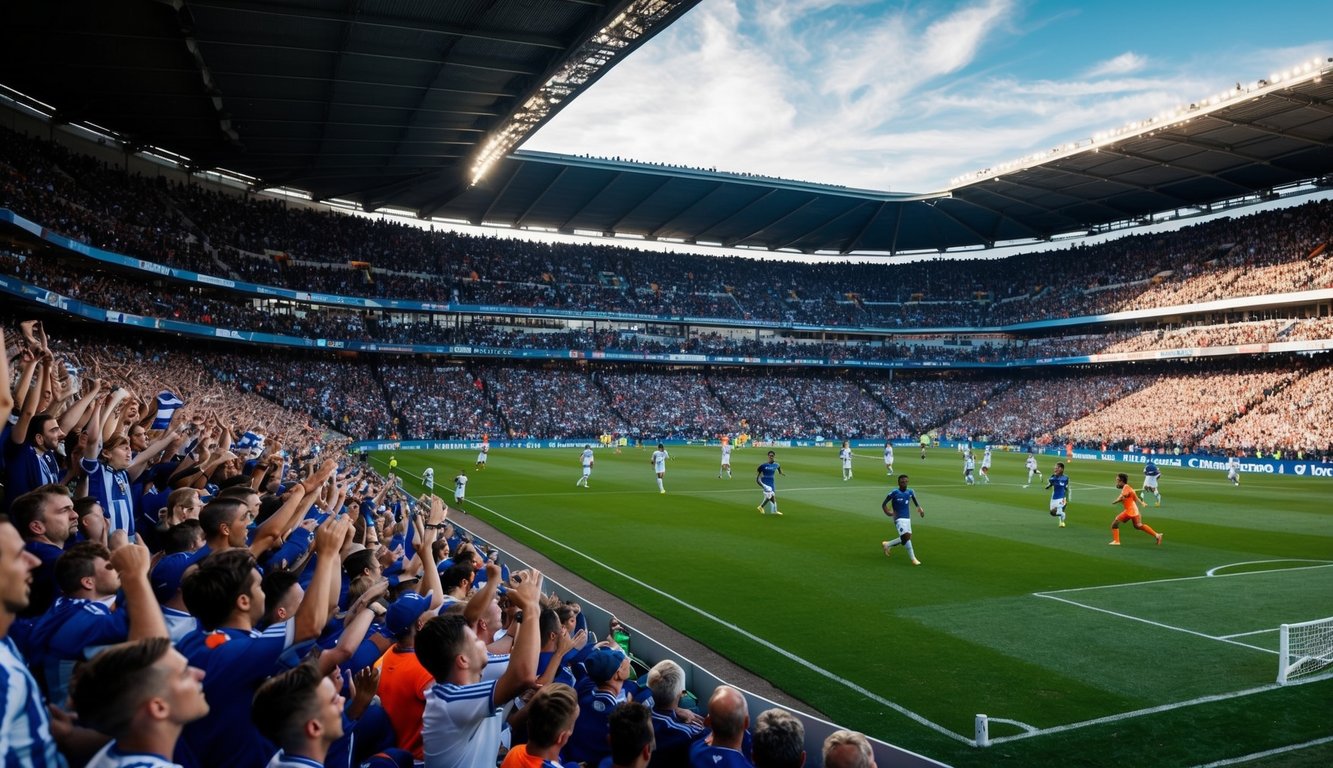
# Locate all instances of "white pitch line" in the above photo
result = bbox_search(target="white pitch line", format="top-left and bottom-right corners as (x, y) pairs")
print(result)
(1186, 735), (1333, 768)
(1033, 593), (1277, 655)
(987, 680), (1291, 746)
(1037, 561), (1333, 596)
(1219, 627), (1281, 640)
(463, 498), (976, 745)
(1206, 559), (1333, 577)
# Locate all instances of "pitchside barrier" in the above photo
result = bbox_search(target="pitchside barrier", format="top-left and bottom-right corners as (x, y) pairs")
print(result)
(352, 439), (1333, 478)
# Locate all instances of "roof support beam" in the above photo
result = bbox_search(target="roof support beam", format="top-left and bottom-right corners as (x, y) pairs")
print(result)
(648, 182), (728, 238)
(514, 166), (571, 228)
(842, 201), (887, 254)
(606, 176), (675, 233)
(723, 197), (822, 247)
(764, 200), (874, 251)
(694, 189), (780, 241)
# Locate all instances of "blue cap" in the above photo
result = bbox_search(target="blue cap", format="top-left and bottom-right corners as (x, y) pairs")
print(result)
(385, 591), (433, 636)
(583, 647), (627, 683)
(151, 552), (195, 602)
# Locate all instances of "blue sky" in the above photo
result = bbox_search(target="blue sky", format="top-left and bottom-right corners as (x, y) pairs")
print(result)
(525, 0), (1333, 193)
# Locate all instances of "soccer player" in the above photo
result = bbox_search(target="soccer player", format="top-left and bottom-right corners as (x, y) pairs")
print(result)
(980, 446), (992, 483)
(883, 440), (894, 475)
(576, 445), (594, 488)
(1142, 461), (1162, 506)
(1024, 453), (1043, 487)
(718, 438), (733, 479)
(475, 438), (489, 470)
(839, 441), (853, 481)
(756, 451), (785, 516)
(651, 443), (670, 494)
(454, 470), (469, 507)
(422, 466), (435, 493)
(881, 474), (924, 566)
(918, 433), (930, 460)
(1044, 462), (1069, 527)
(1110, 472), (1163, 546)
(1226, 454), (1241, 486)
(963, 451), (976, 485)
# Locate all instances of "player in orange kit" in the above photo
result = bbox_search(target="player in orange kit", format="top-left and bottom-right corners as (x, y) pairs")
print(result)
(1109, 472), (1162, 546)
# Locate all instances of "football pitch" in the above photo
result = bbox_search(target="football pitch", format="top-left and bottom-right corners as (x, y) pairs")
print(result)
(371, 445), (1333, 767)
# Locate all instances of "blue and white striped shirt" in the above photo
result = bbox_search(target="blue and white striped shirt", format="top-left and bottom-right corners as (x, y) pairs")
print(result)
(0, 636), (61, 768)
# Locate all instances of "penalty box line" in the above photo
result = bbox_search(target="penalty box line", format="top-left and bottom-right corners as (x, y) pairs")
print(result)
(1033, 593), (1277, 655)
(463, 497), (976, 746)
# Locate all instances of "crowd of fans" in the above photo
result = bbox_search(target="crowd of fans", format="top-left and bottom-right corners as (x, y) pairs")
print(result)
(4, 125), (1333, 333)
(8, 243), (1333, 373)
(1049, 367), (1299, 452)
(7, 315), (894, 768)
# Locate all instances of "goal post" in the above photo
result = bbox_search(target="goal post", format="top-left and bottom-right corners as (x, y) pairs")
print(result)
(1277, 617), (1333, 684)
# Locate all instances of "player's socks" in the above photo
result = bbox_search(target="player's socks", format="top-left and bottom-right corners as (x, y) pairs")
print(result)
(1111, 529), (1121, 544)
(1140, 524), (1159, 539)
(904, 541), (916, 561)
(656, 478), (664, 493)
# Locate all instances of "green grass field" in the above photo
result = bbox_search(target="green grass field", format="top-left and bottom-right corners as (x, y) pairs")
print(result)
(372, 445), (1333, 767)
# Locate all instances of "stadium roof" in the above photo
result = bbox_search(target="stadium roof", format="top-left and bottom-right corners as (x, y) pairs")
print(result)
(2, 3), (1332, 255)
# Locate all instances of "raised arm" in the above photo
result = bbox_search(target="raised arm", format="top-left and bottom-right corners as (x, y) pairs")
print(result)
(292, 515), (351, 643)
(493, 569), (543, 705)
(108, 543), (169, 641)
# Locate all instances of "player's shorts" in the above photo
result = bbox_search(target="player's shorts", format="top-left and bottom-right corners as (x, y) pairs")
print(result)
(455, 489), (466, 500)
(894, 517), (913, 536)
(425, 479), (434, 490)
(759, 482), (775, 500)
(1049, 498), (1067, 512)
(1114, 510), (1141, 523)
(476, 453), (488, 463)
(964, 468), (973, 476)
(1226, 469), (1238, 480)
(981, 462), (991, 470)
(654, 464), (666, 474)
(582, 466), (592, 476)
(1143, 475), (1159, 489)
(842, 461), (853, 469)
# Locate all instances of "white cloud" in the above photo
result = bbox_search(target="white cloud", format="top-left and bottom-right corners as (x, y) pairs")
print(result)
(1084, 52), (1147, 78)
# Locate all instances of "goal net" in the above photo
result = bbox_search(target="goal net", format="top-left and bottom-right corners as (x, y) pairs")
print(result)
(1277, 617), (1333, 684)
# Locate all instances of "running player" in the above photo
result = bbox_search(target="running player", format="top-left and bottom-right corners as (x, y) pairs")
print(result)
(576, 445), (594, 488)
(980, 446), (992, 483)
(1142, 461), (1162, 506)
(1226, 455), (1241, 486)
(1024, 453), (1043, 487)
(963, 451), (976, 485)
(756, 451), (785, 515)
(719, 438), (733, 479)
(651, 443), (669, 494)
(1044, 462), (1069, 527)
(840, 441), (853, 481)
(422, 466), (435, 493)
(883, 440), (895, 475)
(475, 438), (489, 470)
(1110, 472), (1163, 546)
(882, 474), (924, 566)
(919, 433), (930, 460)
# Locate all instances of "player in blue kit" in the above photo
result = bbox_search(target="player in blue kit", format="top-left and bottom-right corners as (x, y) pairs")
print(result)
(882, 475), (925, 566)
(1142, 461), (1162, 506)
(1044, 461), (1070, 527)
(756, 451), (785, 516)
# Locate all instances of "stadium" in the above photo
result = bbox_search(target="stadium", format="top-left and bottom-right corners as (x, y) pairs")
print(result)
(1, 2), (1332, 768)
